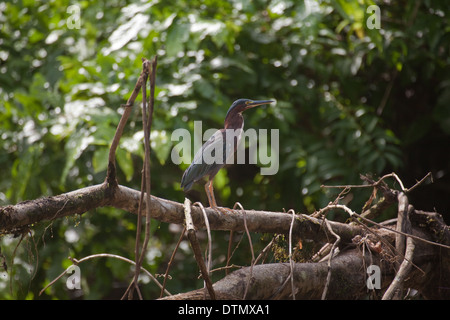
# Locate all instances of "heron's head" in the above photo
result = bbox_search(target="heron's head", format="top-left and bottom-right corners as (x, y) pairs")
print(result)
(225, 99), (274, 122)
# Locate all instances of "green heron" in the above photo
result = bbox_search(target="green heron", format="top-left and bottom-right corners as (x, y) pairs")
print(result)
(181, 99), (274, 209)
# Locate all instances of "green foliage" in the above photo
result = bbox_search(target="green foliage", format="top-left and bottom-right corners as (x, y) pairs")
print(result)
(0, 0), (449, 299)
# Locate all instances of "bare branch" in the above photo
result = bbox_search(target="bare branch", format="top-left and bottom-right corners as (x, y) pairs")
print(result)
(40, 253), (170, 297)
(382, 236), (415, 300)
(322, 172), (432, 193)
(106, 61), (152, 186)
(0, 183), (365, 243)
(161, 250), (393, 300)
(184, 198), (215, 300)
(321, 218), (341, 300)
(160, 225), (185, 298)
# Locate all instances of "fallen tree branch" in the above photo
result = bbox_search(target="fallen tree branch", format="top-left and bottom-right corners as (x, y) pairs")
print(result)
(0, 183), (363, 243)
(160, 250), (394, 300)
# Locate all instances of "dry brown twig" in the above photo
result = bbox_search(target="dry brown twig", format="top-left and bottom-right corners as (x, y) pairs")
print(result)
(288, 209), (296, 300)
(321, 172), (432, 194)
(232, 202), (255, 300)
(159, 225), (185, 298)
(39, 253), (170, 297)
(319, 172), (447, 300)
(321, 217), (341, 300)
(193, 201), (213, 281)
(122, 57), (157, 300)
(383, 235), (415, 299)
(106, 59), (155, 186)
(319, 203), (450, 251)
(183, 198), (215, 300)
(269, 209), (297, 300)
(254, 236), (276, 265)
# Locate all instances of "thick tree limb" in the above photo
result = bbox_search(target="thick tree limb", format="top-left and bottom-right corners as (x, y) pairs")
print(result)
(161, 215), (450, 300)
(0, 184), (111, 232)
(0, 183), (363, 244)
(161, 250), (394, 300)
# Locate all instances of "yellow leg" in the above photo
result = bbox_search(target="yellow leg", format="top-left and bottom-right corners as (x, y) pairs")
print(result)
(204, 180), (233, 214)
(205, 180), (217, 208)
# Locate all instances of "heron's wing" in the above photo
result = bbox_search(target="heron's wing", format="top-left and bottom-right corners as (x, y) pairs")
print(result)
(181, 130), (227, 191)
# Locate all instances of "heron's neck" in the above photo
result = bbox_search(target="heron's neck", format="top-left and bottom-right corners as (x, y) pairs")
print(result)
(224, 113), (244, 130)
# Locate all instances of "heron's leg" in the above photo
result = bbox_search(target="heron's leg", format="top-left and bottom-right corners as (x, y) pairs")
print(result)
(205, 179), (234, 214)
(205, 180), (218, 208)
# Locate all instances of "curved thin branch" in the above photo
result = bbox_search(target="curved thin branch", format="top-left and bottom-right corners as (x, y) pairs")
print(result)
(39, 253), (170, 297)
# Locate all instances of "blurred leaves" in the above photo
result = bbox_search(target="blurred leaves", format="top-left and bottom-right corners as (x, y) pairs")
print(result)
(0, 0), (449, 299)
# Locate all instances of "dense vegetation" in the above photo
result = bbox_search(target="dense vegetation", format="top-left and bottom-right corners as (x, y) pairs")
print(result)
(0, 0), (449, 299)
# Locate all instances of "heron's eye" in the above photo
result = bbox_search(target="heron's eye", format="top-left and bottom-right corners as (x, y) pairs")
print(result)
(245, 100), (251, 105)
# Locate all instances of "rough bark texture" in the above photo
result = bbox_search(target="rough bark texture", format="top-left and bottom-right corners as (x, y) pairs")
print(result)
(1, 181), (449, 299)
(0, 183), (363, 240)
(162, 253), (394, 300)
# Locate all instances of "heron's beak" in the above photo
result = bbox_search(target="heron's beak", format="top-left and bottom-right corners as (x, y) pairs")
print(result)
(245, 100), (274, 110)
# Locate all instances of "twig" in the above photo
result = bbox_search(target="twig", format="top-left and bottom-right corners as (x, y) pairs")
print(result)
(360, 194), (396, 220)
(405, 172), (433, 193)
(39, 253), (170, 297)
(395, 192), (409, 259)
(382, 236), (415, 300)
(321, 218), (341, 300)
(226, 231), (246, 270)
(377, 69), (398, 116)
(160, 226), (186, 298)
(210, 264), (242, 274)
(137, 57), (154, 279)
(126, 171), (145, 300)
(126, 57), (155, 300)
(106, 60), (152, 186)
(183, 198), (215, 300)
(193, 202), (213, 278)
(233, 202), (255, 300)
(254, 237), (276, 265)
(350, 209), (423, 277)
(311, 243), (333, 262)
(226, 230), (234, 275)
(384, 192), (414, 299)
(321, 204), (450, 250)
(321, 172), (432, 193)
(269, 210), (297, 300)
(288, 209), (296, 300)
(147, 56), (157, 133)
(9, 233), (27, 295)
